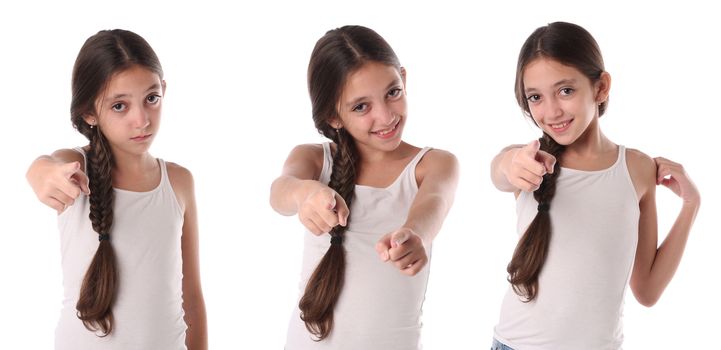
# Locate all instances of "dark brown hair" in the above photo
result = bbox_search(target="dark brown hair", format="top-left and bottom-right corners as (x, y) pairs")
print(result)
(70, 29), (163, 335)
(508, 22), (607, 301)
(300, 25), (400, 340)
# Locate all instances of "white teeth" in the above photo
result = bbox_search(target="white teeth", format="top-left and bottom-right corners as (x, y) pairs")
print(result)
(551, 121), (569, 129)
(375, 123), (397, 135)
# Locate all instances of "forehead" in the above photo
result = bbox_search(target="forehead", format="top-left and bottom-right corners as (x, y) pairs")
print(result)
(340, 61), (401, 100)
(103, 65), (162, 96)
(523, 57), (590, 89)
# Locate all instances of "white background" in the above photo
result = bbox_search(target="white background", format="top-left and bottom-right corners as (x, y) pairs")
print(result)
(1, 1), (718, 348)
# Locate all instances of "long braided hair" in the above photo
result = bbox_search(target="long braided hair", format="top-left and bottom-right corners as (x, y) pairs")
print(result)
(69, 29), (163, 335)
(299, 25), (401, 340)
(507, 22), (608, 301)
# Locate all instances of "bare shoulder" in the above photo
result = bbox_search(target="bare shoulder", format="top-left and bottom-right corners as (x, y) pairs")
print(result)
(288, 143), (324, 164)
(50, 148), (85, 166)
(416, 148), (459, 185)
(165, 161), (195, 210)
(625, 147), (657, 199)
(283, 143), (325, 180)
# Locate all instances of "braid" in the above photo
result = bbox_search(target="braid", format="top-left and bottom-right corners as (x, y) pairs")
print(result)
(76, 127), (118, 336)
(507, 133), (565, 301)
(298, 129), (358, 340)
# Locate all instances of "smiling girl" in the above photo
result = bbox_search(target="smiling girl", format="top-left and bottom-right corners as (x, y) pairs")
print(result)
(270, 26), (459, 349)
(489, 22), (700, 350)
(26, 29), (207, 349)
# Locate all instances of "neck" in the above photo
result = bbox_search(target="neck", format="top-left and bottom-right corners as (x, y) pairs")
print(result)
(564, 117), (614, 158)
(110, 148), (156, 176)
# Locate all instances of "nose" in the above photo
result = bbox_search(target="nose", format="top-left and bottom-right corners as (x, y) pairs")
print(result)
(543, 96), (563, 121)
(376, 103), (397, 126)
(132, 107), (150, 129)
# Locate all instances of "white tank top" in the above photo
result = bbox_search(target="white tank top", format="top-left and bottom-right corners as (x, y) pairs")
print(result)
(494, 146), (640, 350)
(285, 143), (433, 350)
(55, 148), (187, 350)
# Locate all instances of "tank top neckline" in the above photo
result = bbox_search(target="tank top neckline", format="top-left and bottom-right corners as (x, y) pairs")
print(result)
(112, 158), (166, 196)
(323, 142), (430, 191)
(559, 145), (624, 174)
(73, 147), (166, 196)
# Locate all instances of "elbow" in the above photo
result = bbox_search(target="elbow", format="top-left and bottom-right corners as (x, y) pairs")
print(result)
(630, 281), (661, 307)
(635, 293), (660, 308)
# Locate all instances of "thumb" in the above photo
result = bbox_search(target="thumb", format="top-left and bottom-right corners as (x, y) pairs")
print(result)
(334, 193), (350, 227)
(536, 151), (557, 174)
(375, 233), (392, 261)
(72, 169), (91, 195)
(525, 139), (541, 156)
(62, 161), (81, 177)
(391, 229), (411, 248)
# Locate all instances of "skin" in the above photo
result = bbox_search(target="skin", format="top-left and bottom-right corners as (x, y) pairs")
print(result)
(270, 61), (459, 276)
(490, 57), (700, 306)
(26, 65), (207, 349)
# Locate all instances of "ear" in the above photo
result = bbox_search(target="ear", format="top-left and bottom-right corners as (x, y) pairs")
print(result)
(326, 116), (342, 130)
(595, 71), (611, 104)
(82, 114), (97, 127)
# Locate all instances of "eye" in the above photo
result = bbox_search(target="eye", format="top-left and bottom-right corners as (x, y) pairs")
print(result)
(526, 95), (540, 103)
(560, 87), (574, 96)
(387, 87), (402, 98)
(146, 94), (162, 104)
(352, 103), (368, 113)
(111, 103), (126, 112)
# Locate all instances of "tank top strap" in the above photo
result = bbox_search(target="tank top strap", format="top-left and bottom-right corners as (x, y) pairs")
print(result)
(319, 142), (333, 185)
(157, 158), (184, 218)
(399, 147), (432, 190)
(72, 146), (88, 174)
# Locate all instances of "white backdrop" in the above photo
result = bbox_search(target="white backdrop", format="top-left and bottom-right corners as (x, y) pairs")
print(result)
(1, 1), (718, 348)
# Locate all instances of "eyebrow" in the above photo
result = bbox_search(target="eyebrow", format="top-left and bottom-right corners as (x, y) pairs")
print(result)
(104, 83), (162, 102)
(343, 78), (402, 109)
(525, 79), (577, 94)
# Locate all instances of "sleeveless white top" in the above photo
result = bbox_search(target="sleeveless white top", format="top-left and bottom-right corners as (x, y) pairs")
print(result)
(285, 143), (433, 350)
(55, 148), (187, 350)
(494, 146), (640, 350)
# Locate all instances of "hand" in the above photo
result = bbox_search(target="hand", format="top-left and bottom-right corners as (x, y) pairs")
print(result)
(503, 140), (556, 192)
(26, 158), (90, 214)
(297, 184), (349, 235)
(375, 227), (428, 276)
(654, 157), (700, 207)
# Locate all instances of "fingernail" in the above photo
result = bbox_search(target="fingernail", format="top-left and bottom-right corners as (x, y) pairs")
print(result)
(382, 251), (389, 261)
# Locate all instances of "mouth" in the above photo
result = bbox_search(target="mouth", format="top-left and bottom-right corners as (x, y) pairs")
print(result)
(548, 119), (573, 132)
(130, 134), (152, 141)
(370, 118), (401, 139)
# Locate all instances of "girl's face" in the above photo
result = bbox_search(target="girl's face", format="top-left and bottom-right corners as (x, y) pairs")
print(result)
(332, 61), (407, 154)
(522, 57), (609, 145)
(84, 65), (165, 156)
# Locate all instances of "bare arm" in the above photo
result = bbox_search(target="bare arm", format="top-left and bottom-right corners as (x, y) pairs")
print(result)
(628, 152), (700, 307)
(26, 148), (89, 213)
(269, 144), (349, 235)
(404, 149), (459, 243)
(168, 163), (207, 349)
(376, 149), (459, 276)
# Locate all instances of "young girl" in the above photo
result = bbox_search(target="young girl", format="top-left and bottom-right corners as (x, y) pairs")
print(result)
(270, 25), (459, 349)
(489, 22), (700, 349)
(25, 30), (207, 349)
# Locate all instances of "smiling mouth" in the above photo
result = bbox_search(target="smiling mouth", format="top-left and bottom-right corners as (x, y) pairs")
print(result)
(371, 118), (401, 136)
(549, 119), (572, 130)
